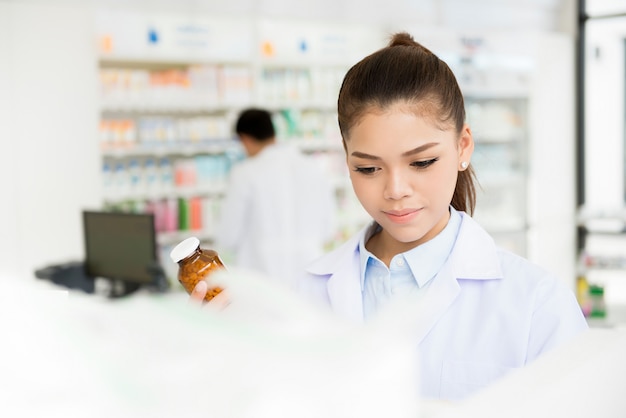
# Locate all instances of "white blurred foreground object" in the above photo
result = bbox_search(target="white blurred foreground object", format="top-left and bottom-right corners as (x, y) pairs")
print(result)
(4, 273), (625, 418)
(0, 270), (422, 418)
(436, 327), (626, 418)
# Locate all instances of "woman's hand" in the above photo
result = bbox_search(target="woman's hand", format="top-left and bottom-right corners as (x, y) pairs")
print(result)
(189, 280), (231, 310)
(189, 280), (208, 303)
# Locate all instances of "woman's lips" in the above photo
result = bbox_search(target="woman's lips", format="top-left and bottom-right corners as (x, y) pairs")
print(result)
(384, 208), (419, 224)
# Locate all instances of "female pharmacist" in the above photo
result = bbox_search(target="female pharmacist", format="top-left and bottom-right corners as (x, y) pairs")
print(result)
(191, 32), (589, 401)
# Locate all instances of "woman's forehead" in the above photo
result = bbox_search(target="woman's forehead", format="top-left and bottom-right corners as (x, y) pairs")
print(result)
(346, 118), (456, 156)
(352, 101), (451, 132)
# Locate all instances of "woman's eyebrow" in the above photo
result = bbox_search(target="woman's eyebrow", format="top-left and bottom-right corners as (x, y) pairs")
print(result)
(402, 142), (439, 157)
(350, 142), (439, 160)
(350, 151), (380, 160)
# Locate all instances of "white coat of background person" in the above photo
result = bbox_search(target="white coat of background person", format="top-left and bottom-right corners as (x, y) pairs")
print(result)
(214, 108), (337, 290)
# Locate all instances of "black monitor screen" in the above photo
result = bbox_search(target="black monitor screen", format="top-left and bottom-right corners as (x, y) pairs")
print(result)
(83, 210), (157, 283)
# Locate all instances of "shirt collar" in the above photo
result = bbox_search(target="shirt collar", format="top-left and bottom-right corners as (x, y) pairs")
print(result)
(358, 222), (381, 289)
(358, 207), (463, 289)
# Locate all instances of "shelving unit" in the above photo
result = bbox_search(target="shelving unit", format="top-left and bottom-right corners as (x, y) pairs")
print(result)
(97, 60), (249, 248)
(386, 26), (582, 284)
(468, 96), (529, 256)
(94, 13), (376, 278)
(577, 212), (626, 325)
(95, 13), (257, 264)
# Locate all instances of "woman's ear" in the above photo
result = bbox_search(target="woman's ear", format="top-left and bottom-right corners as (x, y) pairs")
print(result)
(458, 124), (474, 165)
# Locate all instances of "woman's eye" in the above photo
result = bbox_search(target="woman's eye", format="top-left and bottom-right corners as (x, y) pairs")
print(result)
(411, 158), (439, 169)
(353, 166), (378, 175)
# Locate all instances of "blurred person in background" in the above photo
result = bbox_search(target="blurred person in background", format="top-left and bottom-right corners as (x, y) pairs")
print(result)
(214, 108), (337, 291)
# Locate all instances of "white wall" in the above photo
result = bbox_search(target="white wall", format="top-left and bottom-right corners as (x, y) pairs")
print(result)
(0, 1), (101, 280)
(0, 3), (20, 279)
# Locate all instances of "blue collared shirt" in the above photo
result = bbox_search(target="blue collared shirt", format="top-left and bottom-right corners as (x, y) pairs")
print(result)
(359, 207), (462, 319)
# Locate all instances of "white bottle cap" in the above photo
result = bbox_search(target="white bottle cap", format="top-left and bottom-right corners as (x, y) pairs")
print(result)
(170, 236), (200, 263)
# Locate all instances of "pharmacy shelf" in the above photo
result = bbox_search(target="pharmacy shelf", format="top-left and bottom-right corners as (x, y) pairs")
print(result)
(96, 60), (355, 250)
(100, 105), (237, 114)
(103, 185), (227, 203)
(101, 140), (241, 158)
(466, 96), (529, 256)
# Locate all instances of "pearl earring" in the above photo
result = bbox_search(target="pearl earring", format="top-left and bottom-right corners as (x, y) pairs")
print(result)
(460, 161), (468, 169)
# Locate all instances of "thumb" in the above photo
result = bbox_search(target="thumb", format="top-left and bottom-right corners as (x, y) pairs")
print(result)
(189, 280), (208, 304)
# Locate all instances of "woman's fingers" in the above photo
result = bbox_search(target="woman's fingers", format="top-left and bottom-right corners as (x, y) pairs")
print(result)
(189, 281), (231, 311)
(208, 289), (231, 310)
(189, 280), (208, 304)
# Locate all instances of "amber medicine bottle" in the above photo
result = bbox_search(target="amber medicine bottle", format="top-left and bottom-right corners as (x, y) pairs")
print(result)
(169, 236), (226, 302)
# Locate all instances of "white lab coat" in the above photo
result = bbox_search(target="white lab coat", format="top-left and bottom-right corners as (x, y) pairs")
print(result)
(215, 143), (337, 290)
(299, 211), (589, 400)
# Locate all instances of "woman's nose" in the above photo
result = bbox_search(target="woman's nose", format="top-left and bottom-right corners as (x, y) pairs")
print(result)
(383, 170), (411, 200)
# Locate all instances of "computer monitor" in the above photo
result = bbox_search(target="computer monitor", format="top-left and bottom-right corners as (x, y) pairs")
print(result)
(82, 210), (158, 284)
